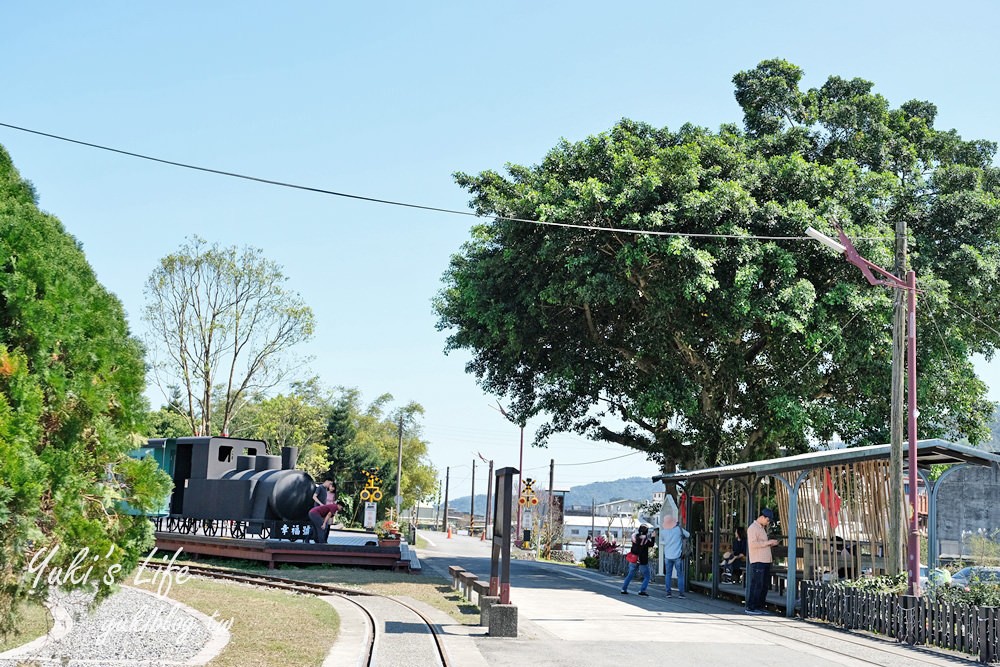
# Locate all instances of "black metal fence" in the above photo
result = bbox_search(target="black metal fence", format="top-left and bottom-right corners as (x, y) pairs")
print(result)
(800, 581), (1000, 663)
(150, 515), (313, 541)
(598, 550), (629, 576)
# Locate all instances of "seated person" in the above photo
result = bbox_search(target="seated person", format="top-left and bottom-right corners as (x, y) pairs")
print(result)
(724, 526), (747, 581)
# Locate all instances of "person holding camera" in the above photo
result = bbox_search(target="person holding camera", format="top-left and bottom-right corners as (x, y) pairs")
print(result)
(620, 524), (655, 596)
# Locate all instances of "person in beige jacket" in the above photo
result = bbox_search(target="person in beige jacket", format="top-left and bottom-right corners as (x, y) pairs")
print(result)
(746, 508), (779, 615)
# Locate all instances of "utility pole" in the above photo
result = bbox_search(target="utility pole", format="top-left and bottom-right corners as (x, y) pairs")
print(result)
(395, 414), (404, 520)
(470, 458), (477, 535)
(548, 458), (555, 550)
(485, 459), (494, 533)
(516, 424), (524, 540)
(478, 452), (494, 535)
(434, 478), (442, 528)
(442, 466), (450, 532)
(888, 216), (907, 576)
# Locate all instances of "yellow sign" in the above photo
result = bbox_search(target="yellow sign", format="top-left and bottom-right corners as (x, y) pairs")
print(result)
(360, 469), (383, 502)
(519, 478), (539, 506)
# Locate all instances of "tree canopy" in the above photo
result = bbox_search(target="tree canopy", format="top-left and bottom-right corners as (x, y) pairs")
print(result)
(142, 237), (315, 437)
(0, 145), (170, 633)
(435, 59), (1000, 474)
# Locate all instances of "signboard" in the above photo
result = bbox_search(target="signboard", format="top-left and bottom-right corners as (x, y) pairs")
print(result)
(276, 521), (310, 542)
(364, 501), (377, 529)
(491, 467), (518, 604)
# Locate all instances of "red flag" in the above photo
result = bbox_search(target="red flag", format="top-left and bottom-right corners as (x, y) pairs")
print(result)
(819, 468), (842, 530)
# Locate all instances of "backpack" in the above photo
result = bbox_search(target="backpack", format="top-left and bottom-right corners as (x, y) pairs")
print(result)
(680, 531), (692, 559)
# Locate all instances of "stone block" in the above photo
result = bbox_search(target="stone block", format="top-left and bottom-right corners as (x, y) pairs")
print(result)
(488, 603), (518, 637)
(479, 595), (500, 626)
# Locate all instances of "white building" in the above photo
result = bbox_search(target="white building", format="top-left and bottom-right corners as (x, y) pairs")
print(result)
(561, 506), (642, 545)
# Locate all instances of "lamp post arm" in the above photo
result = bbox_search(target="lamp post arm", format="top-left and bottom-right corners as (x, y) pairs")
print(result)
(837, 229), (908, 289)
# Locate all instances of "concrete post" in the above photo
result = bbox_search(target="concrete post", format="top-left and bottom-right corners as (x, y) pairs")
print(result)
(488, 603), (518, 637)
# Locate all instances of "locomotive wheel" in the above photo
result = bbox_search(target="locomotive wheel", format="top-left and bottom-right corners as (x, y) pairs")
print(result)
(259, 525), (271, 539)
(231, 523), (246, 540)
(166, 516), (178, 532)
(202, 519), (218, 537)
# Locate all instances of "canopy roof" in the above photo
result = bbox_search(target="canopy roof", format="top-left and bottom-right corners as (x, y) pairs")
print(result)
(652, 439), (1000, 484)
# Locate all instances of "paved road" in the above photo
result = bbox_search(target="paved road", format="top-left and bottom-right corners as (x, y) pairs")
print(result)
(417, 530), (979, 667)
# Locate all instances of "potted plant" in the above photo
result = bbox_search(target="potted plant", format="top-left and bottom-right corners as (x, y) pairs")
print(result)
(376, 519), (401, 546)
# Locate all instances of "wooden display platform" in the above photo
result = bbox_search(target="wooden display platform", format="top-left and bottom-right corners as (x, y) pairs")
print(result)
(155, 532), (412, 571)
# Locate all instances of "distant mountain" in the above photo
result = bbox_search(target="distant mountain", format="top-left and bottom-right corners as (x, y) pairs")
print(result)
(563, 477), (660, 508)
(447, 476), (660, 514)
(445, 494), (490, 514)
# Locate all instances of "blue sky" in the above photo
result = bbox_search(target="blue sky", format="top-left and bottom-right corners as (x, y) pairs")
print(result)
(3, 2), (999, 492)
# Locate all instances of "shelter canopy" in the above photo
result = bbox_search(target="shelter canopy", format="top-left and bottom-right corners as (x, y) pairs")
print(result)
(652, 439), (1000, 484)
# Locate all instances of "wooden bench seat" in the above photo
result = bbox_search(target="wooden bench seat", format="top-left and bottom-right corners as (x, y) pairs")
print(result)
(458, 570), (478, 600)
(470, 579), (491, 604)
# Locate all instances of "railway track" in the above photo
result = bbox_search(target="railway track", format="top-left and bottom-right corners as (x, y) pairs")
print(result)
(144, 561), (451, 667)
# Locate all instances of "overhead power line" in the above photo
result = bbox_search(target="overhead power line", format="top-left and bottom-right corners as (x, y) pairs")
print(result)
(0, 120), (886, 243)
(523, 451), (644, 471)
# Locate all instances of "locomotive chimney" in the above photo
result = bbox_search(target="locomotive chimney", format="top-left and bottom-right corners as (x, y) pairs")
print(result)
(254, 455), (282, 472)
(281, 446), (299, 470)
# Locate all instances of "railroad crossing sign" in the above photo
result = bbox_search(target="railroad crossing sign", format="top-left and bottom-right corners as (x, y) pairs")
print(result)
(359, 468), (383, 502)
(518, 478), (538, 506)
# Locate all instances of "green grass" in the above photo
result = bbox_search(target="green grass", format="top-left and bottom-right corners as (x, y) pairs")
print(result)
(0, 601), (52, 652)
(129, 572), (339, 667)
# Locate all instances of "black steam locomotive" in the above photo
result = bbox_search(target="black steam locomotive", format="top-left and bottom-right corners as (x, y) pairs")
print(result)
(136, 436), (321, 541)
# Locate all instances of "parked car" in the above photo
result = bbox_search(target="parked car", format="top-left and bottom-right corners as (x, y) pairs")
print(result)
(948, 566), (1000, 589)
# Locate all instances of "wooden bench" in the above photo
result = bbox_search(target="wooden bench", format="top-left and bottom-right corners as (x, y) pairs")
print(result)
(458, 570), (479, 600)
(771, 568), (804, 595)
(448, 565), (466, 591)
(471, 579), (491, 605)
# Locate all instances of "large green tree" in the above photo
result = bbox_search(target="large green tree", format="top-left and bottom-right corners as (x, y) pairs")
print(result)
(435, 59), (1000, 473)
(0, 146), (170, 633)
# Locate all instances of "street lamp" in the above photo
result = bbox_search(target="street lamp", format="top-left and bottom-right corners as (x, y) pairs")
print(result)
(806, 225), (922, 596)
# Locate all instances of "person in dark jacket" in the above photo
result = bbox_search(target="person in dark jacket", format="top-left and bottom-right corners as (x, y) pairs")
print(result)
(620, 524), (655, 596)
(724, 525), (747, 583)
